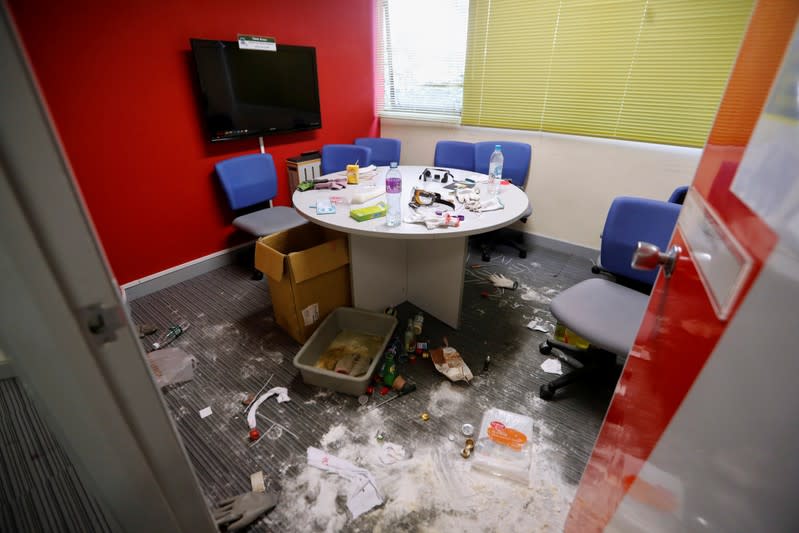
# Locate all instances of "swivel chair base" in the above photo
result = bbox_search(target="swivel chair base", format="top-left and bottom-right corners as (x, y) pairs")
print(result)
(538, 339), (615, 400)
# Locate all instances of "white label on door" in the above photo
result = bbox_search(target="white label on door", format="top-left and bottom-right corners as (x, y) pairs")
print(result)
(679, 189), (753, 320)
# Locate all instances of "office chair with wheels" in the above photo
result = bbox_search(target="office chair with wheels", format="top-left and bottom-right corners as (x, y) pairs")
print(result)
(538, 197), (681, 400)
(215, 153), (307, 278)
(433, 140), (475, 171)
(473, 141), (532, 261)
(320, 144), (372, 175)
(354, 137), (401, 167)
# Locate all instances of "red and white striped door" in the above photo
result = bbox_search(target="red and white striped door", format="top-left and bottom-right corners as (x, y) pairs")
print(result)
(566, 2), (799, 531)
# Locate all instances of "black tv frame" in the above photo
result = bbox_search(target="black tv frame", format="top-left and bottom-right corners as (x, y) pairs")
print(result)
(190, 38), (322, 143)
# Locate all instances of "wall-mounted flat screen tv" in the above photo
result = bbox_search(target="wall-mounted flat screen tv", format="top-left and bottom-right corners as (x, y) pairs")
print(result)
(190, 38), (322, 142)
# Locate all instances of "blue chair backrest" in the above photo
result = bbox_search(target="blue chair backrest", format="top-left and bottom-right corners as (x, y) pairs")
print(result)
(474, 141), (532, 187)
(434, 140), (475, 171)
(321, 144), (372, 175)
(354, 137), (401, 167)
(215, 153), (278, 211)
(667, 185), (689, 205)
(600, 197), (682, 286)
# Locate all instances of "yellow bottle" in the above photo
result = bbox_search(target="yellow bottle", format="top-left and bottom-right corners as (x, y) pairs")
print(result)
(554, 322), (590, 350)
(346, 164), (359, 185)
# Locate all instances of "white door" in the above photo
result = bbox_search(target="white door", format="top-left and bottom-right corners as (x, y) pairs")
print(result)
(0, 7), (214, 532)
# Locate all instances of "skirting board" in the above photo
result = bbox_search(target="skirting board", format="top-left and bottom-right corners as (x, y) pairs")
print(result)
(120, 231), (596, 301)
(121, 241), (255, 301)
(521, 231), (598, 260)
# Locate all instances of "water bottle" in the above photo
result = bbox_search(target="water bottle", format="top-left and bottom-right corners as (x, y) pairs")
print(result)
(487, 145), (503, 197)
(385, 162), (402, 227)
(151, 322), (189, 350)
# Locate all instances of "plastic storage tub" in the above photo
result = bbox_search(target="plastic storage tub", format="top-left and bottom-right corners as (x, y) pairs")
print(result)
(292, 307), (397, 396)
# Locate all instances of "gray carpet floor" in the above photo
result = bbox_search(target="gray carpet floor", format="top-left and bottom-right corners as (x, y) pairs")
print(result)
(127, 239), (619, 532)
(0, 379), (112, 532)
(0, 239), (620, 532)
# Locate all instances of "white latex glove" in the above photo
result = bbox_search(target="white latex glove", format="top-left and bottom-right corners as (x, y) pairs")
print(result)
(404, 211), (460, 229)
(489, 273), (518, 290)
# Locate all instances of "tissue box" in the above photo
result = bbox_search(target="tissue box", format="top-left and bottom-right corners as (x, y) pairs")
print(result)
(350, 202), (387, 222)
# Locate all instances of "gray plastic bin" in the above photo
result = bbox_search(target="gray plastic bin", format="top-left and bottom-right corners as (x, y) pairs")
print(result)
(293, 307), (397, 396)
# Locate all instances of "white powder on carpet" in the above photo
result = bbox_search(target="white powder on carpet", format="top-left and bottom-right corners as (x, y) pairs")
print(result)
(274, 404), (575, 532)
(519, 284), (552, 305)
(427, 381), (467, 417)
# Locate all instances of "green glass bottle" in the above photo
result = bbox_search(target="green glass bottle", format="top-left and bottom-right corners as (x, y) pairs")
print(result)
(382, 350), (397, 387)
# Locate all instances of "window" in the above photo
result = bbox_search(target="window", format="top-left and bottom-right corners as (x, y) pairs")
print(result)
(376, 0), (469, 121)
(463, 0), (754, 147)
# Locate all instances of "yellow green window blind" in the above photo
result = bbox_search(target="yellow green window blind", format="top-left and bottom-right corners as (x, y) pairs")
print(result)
(463, 0), (754, 147)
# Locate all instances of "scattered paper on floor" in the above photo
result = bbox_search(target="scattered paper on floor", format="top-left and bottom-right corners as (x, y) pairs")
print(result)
(526, 318), (551, 333)
(541, 359), (563, 375)
(307, 447), (383, 519)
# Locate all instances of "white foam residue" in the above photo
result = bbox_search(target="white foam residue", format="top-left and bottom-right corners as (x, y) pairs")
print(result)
(272, 405), (575, 531)
(320, 423), (348, 447)
(519, 284), (552, 305)
(427, 381), (467, 417)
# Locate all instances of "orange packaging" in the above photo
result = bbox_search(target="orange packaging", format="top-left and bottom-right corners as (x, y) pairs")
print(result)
(346, 164), (359, 184)
(486, 420), (528, 451)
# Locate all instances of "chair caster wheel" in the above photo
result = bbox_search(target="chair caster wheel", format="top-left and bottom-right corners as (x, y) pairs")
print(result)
(540, 384), (555, 401)
(539, 341), (552, 355)
(251, 270), (264, 281)
(591, 265), (601, 275)
(482, 252), (491, 262)
(519, 250), (527, 259)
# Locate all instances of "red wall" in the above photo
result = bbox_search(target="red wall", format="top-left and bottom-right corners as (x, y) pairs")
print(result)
(8, 0), (378, 284)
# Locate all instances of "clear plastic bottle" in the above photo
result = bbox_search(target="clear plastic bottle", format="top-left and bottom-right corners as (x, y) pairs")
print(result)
(385, 162), (402, 227)
(152, 322), (189, 350)
(487, 145), (503, 197)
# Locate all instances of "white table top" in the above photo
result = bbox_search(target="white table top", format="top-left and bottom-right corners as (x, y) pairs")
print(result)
(291, 165), (530, 240)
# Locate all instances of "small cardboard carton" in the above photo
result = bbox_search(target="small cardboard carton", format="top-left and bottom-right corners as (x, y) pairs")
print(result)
(255, 224), (351, 343)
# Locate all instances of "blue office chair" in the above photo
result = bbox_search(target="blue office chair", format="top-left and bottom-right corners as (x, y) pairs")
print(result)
(216, 154), (307, 277)
(321, 144), (372, 175)
(433, 140), (475, 171)
(538, 197), (681, 400)
(354, 137), (401, 167)
(668, 185), (689, 205)
(592, 189), (687, 284)
(473, 141), (533, 260)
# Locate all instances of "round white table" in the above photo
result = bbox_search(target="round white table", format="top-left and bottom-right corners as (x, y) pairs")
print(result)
(291, 165), (530, 328)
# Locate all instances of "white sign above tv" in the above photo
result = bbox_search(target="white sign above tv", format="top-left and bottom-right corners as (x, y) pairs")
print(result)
(237, 34), (276, 52)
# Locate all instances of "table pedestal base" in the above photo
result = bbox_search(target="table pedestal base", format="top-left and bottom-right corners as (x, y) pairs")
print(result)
(349, 234), (467, 329)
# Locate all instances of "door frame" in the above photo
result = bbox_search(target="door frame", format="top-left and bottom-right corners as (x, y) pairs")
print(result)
(0, 5), (214, 531)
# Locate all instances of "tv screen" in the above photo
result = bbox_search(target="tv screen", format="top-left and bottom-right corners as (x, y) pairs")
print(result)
(190, 39), (322, 142)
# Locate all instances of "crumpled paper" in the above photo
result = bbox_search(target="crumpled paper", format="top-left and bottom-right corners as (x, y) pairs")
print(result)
(430, 346), (473, 383)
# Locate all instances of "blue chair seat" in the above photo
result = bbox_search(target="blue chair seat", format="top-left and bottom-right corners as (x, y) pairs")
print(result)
(232, 206), (307, 236)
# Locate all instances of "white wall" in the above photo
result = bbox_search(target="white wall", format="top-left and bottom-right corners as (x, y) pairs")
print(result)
(381, 118), (702, 249)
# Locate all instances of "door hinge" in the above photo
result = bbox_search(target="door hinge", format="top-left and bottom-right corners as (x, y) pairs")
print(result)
(79, 303), (126, 345)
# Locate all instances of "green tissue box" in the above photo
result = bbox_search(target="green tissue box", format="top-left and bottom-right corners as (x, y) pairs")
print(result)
(350, 202), (387, 222)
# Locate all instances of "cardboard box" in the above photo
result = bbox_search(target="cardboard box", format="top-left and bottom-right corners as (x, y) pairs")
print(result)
(255, 224), (351, 343)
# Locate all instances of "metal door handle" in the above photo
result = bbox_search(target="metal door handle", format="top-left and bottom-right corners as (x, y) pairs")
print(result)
(631, 242), (682, 278)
